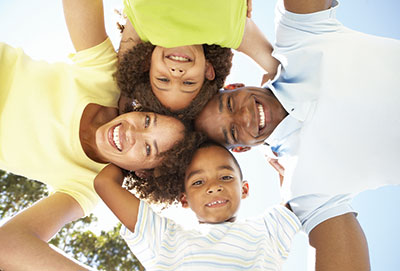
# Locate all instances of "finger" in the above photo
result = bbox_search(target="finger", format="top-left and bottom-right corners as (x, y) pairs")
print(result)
(247, 0), (253, 18)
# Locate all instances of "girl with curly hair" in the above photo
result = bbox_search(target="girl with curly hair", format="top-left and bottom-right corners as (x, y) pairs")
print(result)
(116, 0), (279, 121)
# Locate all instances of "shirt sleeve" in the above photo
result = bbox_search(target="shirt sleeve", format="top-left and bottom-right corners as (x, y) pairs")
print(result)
(263, 205), (301, 260)
(287, 193), (356, 234)
(120, 201), (173, 266)
(69, 38), (117, 68)
(274, 0), (341, 48)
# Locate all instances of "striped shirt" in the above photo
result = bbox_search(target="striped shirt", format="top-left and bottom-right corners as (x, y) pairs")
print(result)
(121, 201), (300, 270)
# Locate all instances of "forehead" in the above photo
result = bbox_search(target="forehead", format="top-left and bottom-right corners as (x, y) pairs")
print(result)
(188, 146), (239, 173)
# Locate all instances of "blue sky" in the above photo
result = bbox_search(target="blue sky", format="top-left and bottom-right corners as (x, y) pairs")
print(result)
(1, 0), (399, 270)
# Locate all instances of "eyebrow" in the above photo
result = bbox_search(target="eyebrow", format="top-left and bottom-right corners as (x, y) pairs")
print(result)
(219, 95), (232, 146)
(153, 139), (159, 156)
(154, 81), (199, 94)
(180, 88), (199, 94)
(153, 114), (159, 156)
(186, 169), (205, 181)
(218, 94), (223, 113)
(223, 128), (230, 146)
(153, 113), (157, 127)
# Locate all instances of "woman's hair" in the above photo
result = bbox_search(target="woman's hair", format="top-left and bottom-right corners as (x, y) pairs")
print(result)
(116, 42), (233, 123)
(123, 130), (209, 205)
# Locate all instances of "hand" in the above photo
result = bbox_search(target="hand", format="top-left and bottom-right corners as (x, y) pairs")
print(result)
(266, 156), (285, 187)
(261, 73), (275, 86)
(247, 0), (253, 18)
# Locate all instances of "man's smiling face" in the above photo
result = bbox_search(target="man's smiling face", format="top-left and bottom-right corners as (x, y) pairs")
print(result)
(195, 86), (287, 148)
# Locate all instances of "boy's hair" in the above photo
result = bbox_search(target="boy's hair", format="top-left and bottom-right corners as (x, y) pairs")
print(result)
(116, 42), (233, 123)
(196, 140), (243, 181)
(123, 131), (209, 205)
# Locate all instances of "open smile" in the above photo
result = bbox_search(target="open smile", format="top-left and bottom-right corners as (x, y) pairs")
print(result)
(205, 199), (229, 208)
(109, 124), (122, 151)
(166, 54), (192, 62)
(254, 98), (271, 136)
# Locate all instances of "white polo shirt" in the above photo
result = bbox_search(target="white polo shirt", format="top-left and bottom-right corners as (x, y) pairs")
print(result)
(264, 0), (400, 232)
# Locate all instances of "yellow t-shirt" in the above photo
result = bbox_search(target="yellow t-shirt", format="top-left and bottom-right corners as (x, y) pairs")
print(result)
(0, 38), (120, 215)
(124, 0), (247, 49)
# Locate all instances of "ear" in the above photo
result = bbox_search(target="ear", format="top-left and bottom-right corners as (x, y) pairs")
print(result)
(231, 146), (252, 153)
(241, 180), (249, 199)
(204, 61), (215, 81)
(180, 193), (189, 208)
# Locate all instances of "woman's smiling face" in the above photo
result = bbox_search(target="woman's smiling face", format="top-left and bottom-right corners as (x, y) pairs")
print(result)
(95, 112), (185, 171)
(149, 45), (215, 111)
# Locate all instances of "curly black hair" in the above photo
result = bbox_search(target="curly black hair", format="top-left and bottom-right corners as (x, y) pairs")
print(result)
(116, 42), (233, 123)
(123, 130), (209, 205)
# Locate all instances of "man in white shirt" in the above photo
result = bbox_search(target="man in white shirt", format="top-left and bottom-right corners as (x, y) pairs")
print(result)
(195, 0), (400, 269)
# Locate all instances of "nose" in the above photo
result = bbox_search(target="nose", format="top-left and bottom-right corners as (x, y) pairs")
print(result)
(236, 106), (252, 129)
(169, 67), (186, 77)
(126, 124), (141, 146)
(206, 184), (224, 194)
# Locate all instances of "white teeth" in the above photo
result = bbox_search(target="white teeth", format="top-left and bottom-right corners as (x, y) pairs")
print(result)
(206, 200), (226, 207)
(168, 55), (190, 62)
(113, 125), (122, 151)
(257, 103), (265, 130)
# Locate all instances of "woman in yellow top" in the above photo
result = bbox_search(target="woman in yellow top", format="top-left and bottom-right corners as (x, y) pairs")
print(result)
(0, 1), (200, 270)
(117, 0), (279, 121)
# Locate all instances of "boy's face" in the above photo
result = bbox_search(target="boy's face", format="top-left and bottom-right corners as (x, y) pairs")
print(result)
(149, 45), (215, 111)
(181, 145), (249, 223)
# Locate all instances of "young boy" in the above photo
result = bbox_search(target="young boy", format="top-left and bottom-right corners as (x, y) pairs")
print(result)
(95, 141), (300, 270)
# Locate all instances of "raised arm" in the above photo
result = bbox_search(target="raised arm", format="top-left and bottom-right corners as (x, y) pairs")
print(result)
(0, 193), (93, 270)
(309, 213), (370, 270)
(94, 164), (140, 232)
(62, 0), (108, 51)
(237, 18), (279, 82)
(284, 0), (333, 14)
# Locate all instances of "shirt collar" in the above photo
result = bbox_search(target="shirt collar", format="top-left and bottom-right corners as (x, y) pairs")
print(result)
(265, 114), (302, 146)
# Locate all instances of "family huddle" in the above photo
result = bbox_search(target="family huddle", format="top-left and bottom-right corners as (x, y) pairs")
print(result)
(1, 0), (399, 270)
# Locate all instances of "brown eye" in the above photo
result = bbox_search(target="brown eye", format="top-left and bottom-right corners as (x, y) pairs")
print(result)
(221, 175), (233, 181)
(192, 180), (203, 186)
(183, 81), (195, 85)
(145, 144), (151, 156)
(145, 115), (150, 128)
(227, 96), (233, 112)
(157, 78), (169, 82)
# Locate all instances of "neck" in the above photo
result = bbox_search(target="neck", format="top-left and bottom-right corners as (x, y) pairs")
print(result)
(79, 103), (118, 163)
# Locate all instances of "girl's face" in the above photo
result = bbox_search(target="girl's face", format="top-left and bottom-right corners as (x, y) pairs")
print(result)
(95, 112), (184, 171)
(149, 45), (215, 111)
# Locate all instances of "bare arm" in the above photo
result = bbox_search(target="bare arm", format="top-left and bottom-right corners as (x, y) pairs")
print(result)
(284, 0), (333, 14)
(94, 164), (140, 232)
(237, 18), (279, 81)
(309, 213), (370, 271)
(0, 192), (93, 270)
(62, 0), (108, 52)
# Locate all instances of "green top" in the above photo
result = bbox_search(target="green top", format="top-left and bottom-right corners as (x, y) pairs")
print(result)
(124, 0), (247, 49)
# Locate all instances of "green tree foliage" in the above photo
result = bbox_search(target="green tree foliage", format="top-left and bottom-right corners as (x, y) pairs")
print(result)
(0, 170), (144, 270)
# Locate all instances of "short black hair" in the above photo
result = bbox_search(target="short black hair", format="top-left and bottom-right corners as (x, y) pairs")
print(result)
(197, 140), (243, 181)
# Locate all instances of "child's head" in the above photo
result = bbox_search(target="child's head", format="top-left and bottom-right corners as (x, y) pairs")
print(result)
(116, 43), (233, 122)
(123, 131), (208, 205)
(180, 141), (249, 224)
